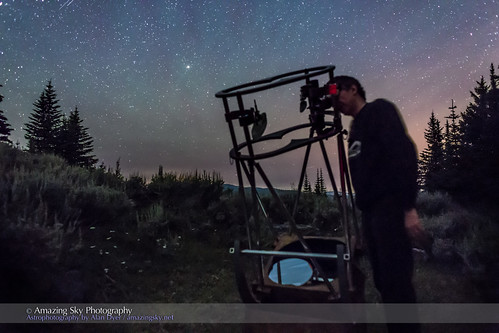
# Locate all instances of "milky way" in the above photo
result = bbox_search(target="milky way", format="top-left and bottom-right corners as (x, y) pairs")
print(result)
(1, 1), (498, 187)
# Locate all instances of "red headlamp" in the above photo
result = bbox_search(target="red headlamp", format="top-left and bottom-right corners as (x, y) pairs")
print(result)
(326, 83), (338, 96)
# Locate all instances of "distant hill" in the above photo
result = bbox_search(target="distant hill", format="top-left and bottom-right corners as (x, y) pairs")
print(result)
(223, 184), (349, 199)
(223, 184), (296, 197)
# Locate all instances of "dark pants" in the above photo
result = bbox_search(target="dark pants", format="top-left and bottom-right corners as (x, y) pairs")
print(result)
(363, 199), (420, 333)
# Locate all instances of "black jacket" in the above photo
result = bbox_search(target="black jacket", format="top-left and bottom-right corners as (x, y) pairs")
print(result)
(347, 99), (418, 211)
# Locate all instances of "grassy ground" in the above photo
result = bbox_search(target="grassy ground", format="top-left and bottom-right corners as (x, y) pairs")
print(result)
(124, 238), (497, 333)
(2, 233), (497, 333)
(114, 237), (497, 333)
(164, 240), (497, 333)
(125, 237), (241, 303)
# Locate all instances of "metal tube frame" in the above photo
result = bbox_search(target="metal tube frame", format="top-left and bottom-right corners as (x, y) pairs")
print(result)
(216, 66), (359, 301)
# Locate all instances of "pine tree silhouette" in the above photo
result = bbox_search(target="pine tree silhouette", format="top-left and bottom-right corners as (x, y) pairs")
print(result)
(319, 168), (326, 195)
(418, 63), (499, 204)
(59, 106), (97, 167)
(314, 168), (326, 196)
(455, 65), (499, 202)
(490, 63), (499, 90)
(443, 99), (460, 171)
(303, 172), (312, 193)
(419, 111), (444, 191)
(24, 80), (63, 154)
(459, 76), (489, 152)
(0, 84), (13, 144)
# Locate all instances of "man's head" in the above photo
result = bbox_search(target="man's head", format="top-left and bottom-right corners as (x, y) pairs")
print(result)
(332, 76), (366, 117)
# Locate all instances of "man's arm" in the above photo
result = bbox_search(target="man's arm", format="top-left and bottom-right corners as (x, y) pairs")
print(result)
(374, 100), (418, 210)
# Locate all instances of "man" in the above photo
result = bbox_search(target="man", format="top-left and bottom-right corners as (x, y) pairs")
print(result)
(332, 76), (424, 332)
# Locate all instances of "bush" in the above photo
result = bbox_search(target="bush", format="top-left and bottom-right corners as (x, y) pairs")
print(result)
(0, 144), (136, 302)
(72, 185), (134, 226)
(417, 192), (499, 274)
(416, 191), (454, 217)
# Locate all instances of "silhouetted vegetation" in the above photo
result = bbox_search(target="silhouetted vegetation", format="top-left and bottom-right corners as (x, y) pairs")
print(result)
(0, 84), (13, 144)
(416, 63), (499, 305)
(24, 81), (97, 168)
(0, 143), (242, 305)
(419, 63), (499, 208)
(59, 107), (98, 167)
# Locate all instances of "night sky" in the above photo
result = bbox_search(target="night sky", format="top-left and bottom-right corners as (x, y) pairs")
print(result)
(1, 1), (498, 188)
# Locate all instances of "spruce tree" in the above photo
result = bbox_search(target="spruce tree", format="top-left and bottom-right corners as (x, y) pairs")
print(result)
(59, 106), (97, 167)
(490, 63), (499, 90)
(0, 84), (13, 144)
(444, 100), (460, 153)
(314, 169), (321, 195)
(419, 111), (444, 192)
(115, 158), (123, 180)
(488, 63), (499, 111)
(460, 76), (490, 149)
(319, 168), (326, 195)
(459, 76), (489, 155)
(455, 66), (499, 203)
(443, 100), (460, 171)
(24, 80), (63, 154)
(314, 168), (326, 196)
(303, 173), (312, 193)
(432, 100), (461, 194)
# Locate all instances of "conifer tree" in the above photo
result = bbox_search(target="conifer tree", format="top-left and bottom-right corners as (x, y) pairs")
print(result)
(488, 63), (499, 111)
(490, 63), (499, 90)
(443, 100), (460, 169)
(314, 169), (320, 195)
(24, 80), (62, 154)
(419, 63), (499, 204)
(456, 77), (488, 197)
(432, 100), (462, 194)
(455, 66), (499, 202)
(115, 158), (123, 180)
(59, 106), (97, 167)
(314, 168), (326, 196)
(459, 76), (489, 153)
(419, 111), (444, 192)
(0, 84), (13, 144)
(319, 168), (326, 194)
(445, 100), (459, 150)
(303, 173), (312, 193)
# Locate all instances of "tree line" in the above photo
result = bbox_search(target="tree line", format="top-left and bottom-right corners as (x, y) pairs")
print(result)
(0, 80), (97, 167)
(419, 62), (499, 205)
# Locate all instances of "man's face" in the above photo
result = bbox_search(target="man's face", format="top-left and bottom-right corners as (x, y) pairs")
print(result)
(333, 85), (356, 116)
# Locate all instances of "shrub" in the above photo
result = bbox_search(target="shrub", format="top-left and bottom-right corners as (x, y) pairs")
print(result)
(418, 192), (499, 274)
(72, 185), (134, 226)
(416, 191), (454, 217)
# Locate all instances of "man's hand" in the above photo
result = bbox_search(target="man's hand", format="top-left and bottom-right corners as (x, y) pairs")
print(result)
(405, 208), (434, 258)
(404, 208), (425, 240)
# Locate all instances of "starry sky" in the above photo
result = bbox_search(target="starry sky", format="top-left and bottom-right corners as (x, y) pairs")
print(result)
(1, 0), (498, 188)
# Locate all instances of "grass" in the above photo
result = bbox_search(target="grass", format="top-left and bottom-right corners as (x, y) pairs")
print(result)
(123, 237), (240, 303)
